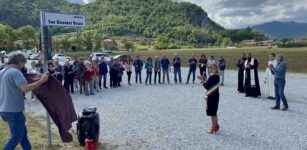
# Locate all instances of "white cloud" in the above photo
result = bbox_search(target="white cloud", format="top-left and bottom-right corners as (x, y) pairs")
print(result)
(180, 0), (307, 29)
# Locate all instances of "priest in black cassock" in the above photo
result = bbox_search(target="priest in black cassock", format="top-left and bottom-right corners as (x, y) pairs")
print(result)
(236, 53), (246, 93)
(244, 53), (261, 97)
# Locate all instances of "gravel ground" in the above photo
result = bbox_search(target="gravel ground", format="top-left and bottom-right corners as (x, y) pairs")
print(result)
(25, 67), (307, 150)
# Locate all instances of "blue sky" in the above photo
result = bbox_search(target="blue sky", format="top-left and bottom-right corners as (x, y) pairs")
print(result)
(68, 0), (307, 29)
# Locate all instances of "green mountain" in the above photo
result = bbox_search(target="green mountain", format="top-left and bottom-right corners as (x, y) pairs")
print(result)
(0, 0), (267, 49)
(0, 0), (80, 29)
(81, 0), (223, 36)
(0, 0), (222, 32)
(251, 21), (307, 39)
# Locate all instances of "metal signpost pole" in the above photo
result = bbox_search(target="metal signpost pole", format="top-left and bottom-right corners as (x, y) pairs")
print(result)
(40, 11), (86, 146)
(40, 11), (52, 146)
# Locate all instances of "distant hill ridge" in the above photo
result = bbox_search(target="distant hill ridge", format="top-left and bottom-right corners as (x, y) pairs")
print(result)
(251, 21), (307, 39)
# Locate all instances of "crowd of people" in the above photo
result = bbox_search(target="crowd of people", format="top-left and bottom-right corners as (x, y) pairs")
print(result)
(0, 50), (292, 150)
(199, 52), (290, 135)
(0, 53), (227, 99)
(236, 52), (289, 110)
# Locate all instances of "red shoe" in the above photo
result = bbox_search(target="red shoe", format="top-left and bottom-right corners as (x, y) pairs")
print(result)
(207, 125), (220, 134)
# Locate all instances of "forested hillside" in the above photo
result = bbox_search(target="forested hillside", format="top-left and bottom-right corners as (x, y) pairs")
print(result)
(0, 0), (267, 50)
(0, 0), (80, 28)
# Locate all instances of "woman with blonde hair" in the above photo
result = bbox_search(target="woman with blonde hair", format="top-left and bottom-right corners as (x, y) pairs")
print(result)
(84, 61), (94, 95)
(198, 64), (220, 134)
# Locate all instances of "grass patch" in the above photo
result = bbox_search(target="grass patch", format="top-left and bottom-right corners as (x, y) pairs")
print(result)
(118, 47), (307, 73)
(63, 47), (307, 73)
(0, 113), (117, 150)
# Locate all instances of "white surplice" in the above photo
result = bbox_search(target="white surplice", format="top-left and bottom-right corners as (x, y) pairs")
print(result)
(264, 60), (277, 97)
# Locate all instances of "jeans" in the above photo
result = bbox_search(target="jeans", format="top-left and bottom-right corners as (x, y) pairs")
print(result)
(84, 79), (94, 95)
(135, 70), (142, 83)
(162, 69), (170, 84)
(79, 77), (85, 94)
(92, 76), (99, 91)
(187, 68), (196, 83)
(219, 70), (225, 85)
(173, 67), (182, 83)
(154, 70), (161, 84)
(146, 71), (152, 84)
(0, 112), (31, 150)
(73, 78), (79, 91)
(275, 79), (288, 108)
(99, 74), (107, 88)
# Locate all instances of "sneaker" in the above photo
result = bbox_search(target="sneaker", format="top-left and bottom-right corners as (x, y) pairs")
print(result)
(271, 106), (280, 110)
(281, 107), (288, 111)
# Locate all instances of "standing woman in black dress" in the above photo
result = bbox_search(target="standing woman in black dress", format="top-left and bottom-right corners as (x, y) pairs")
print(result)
(198, 64), (220, 134)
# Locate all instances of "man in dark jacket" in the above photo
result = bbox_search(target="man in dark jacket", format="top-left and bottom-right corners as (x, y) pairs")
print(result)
(186, 54), (198, 84)
(133, 55), (143, 84)
(54, 60), (64, 84)
(173, 53), (182, 84)
(63, 60), (74, 94)
(236, 53), (246, 93)
(98, 57), (108, 89)
(77, 58), (85, 94)
(218, 55), (226, 86)
(161, 54), (170, 84)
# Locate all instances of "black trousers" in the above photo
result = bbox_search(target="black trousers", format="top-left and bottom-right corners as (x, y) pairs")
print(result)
(200, 67), (206, 77)
(127, 71), (132, 84)
(64, 77), (74, 93)
(110, 70), (118, 87)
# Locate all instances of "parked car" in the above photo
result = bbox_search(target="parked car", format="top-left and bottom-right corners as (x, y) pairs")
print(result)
(90, 53), (111, 61)
(25, 51), (35, 59)
(0, 51), (8, 58)
(29, 53), (39, 60)
(100, 48), (111, 53)
(113, 54), (130, 63)
(52, 53), (71, 62)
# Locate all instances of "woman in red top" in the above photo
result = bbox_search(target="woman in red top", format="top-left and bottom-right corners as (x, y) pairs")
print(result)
(92, 61), (100, 92)
(84, 61), (94, 95)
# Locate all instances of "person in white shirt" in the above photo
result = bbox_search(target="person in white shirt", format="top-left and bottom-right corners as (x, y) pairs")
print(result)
(28, 61), (40, 74)
(28, 61), (41, 100)
(264, 53), (277, 100)
(207, 56), (216, 77)
(125, 57), (133, 85)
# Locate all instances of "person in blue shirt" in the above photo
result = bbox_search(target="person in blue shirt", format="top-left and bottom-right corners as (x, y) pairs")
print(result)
(269, 54), (289, 111)
(173, 53), (182, 84)
(98, 57), (108, 89)
(133, 55), (143, 84)
(161, 54), (170, 84)
(0, 52), (49, 150)
(145, 57), (154, 85)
